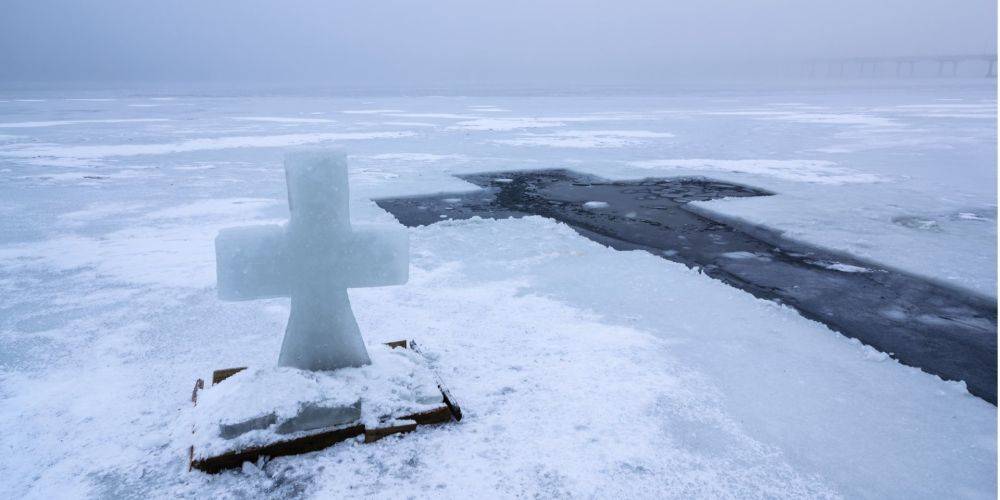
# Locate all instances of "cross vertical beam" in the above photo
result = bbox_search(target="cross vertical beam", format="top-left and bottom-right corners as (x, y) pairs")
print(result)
(280, 151), (370, 370)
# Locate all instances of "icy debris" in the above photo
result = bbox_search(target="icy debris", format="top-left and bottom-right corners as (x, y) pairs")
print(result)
(583, 201), (609, 209)
(825, 263), (872, 273)
(879, 307), (909, 321)
(957, 212), (989, 221)
(809, 260), (874, 273)
(720, 251), (767, 260)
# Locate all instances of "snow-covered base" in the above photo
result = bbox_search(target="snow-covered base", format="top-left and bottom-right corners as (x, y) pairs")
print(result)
(191, 344), (443, 459)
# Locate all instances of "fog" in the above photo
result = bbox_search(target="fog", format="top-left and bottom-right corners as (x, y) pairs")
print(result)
(0, 0), (996, 85)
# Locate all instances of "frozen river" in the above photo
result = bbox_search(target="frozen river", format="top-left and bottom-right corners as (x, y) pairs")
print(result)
(0, 83), (995, 498)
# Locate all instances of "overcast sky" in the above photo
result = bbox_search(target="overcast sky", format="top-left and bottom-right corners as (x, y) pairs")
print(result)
(1, 0), (996, 85)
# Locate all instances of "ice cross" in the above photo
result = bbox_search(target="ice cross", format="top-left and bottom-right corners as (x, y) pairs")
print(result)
(215, 150), (408, 371)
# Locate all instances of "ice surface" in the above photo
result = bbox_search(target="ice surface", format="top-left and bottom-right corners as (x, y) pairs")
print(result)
(215, 150), (408, 371)
(231, 116), (337, 124)
(0, 131), (413, 159)
(0, 85), (995, 498)
(629, 158), (881, 184)
(495, 129), (675, 148)
(0, 118), (171, 128)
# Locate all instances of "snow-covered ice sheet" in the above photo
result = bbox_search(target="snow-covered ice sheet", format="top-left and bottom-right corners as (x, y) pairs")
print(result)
(0, 83), (995, 498)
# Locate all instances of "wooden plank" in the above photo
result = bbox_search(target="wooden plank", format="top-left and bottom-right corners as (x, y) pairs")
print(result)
(364, 420), (417, 443)
(191, 424), (365, 473)
(191, 379), (204, 405)
(439, 386), (463, 422)
(409, 340), (463, 421)
(212, 367), (247, 385)
(402, 404), (453, 425)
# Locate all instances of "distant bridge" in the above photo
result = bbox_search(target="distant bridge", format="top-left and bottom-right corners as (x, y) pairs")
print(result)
(803, 54), (997, 78)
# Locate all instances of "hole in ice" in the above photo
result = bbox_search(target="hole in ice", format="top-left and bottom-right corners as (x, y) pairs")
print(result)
(376, 168), (998, 404)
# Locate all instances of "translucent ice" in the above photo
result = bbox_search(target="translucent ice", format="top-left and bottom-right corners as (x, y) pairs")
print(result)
(215, 150), (408, 371)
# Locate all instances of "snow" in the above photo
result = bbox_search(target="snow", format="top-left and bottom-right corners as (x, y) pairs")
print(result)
(629, 159), (882, 184)
(144, 198), (280, 221)
(360, 153), (469, 163)
(384, 112), (478, 119)
(702, 109), (899, 127)
(379, 121), (437, 127)
(0, 131), (415, 159)
(0, 84), (995, 498)
(0, 118), (172, 128)
(341, 109), (405, 114)
(231, 117), (337, 124)
(466, 105), (508, 112)
(449, 117), (566, 131)
(497, 130), (675, 148)
(25, 169), (157, 183)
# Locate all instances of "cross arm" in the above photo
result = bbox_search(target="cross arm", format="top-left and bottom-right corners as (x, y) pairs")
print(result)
(215, 225), (290, 301)
(344, 225), (409, 288)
